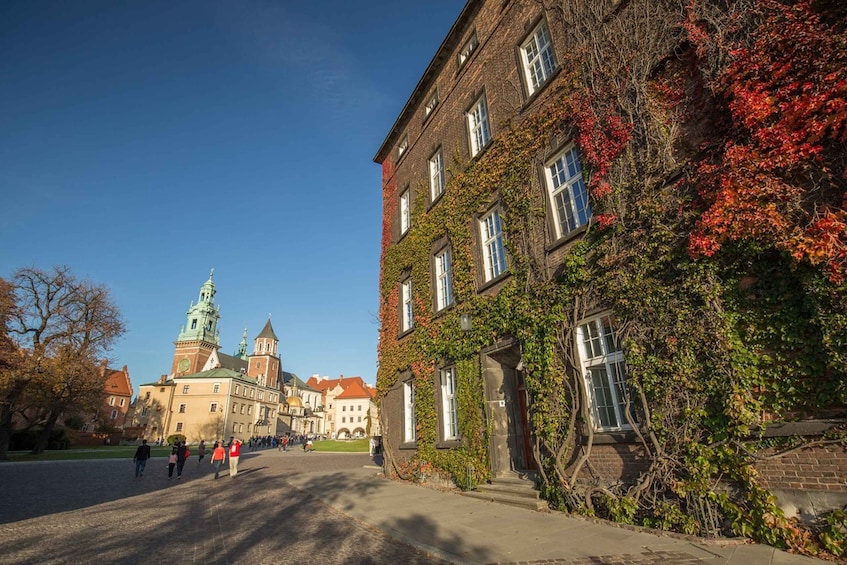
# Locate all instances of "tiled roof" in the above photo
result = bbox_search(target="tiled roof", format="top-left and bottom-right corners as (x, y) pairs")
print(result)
(217, 352), (248, 373)
(104, 367), (132, 396)
(336, 379), (373, 400)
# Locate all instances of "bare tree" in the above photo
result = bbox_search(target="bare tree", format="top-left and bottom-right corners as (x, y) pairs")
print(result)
(0, 266), (125, 457)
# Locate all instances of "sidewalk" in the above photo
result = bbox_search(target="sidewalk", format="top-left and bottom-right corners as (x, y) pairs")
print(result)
(287, 463), (825, 564)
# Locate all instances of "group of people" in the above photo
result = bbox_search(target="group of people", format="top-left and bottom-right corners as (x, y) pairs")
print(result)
(132, 437), (244, 480)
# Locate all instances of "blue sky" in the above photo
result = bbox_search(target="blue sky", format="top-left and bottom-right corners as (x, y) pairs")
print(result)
(0, 1), (463, 387)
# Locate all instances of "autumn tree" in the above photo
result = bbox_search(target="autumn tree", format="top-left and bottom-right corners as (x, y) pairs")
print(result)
(0, 266), (125, 457)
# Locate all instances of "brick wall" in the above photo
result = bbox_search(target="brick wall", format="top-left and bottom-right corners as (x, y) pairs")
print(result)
(754, 444), (847, 492)
(567, 442), (651, 485)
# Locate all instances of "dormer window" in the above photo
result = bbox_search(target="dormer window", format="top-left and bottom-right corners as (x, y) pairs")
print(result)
(459, 32), (479, 67)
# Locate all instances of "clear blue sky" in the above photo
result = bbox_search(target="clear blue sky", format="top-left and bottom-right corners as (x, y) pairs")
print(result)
(0, 1), (463, 387)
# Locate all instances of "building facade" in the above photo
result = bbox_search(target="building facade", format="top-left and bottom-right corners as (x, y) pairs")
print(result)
(374, 0), (847, 546)
(307, 375), (380, 439)
(136, 271), (292, 443)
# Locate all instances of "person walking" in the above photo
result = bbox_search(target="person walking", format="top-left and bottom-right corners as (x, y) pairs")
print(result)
(133, 439), (151, 477)
(167, 446), (177, 479)
(228, 438), (242, 477)
(197, 440), (206, 463)
(210, 441), (226, 479)
(176, 441), (189, 479)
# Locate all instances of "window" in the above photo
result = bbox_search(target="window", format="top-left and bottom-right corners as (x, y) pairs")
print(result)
(247, 406), (252, 415)
(480, 208), (507, 281)
(425, 91), (439, 116)
(108, 397), (115, 406)
(210, 402), (218, 412)
(110, 409), (118, 420)
(119, 398), (125, 407)
(258, 391), (264, 400)
(178, 404), (186, 413)
(182, 385), (190, 394)
(459, 32), (479, 67)
(141, 407), (148, 416)
(357, 405), (362, 411)
(342, 406), (346, 412)
(145, 392), (150, 399)
(239, 424), (244, 433)
(240, 404), (245, 414)
(397, 134), (409, 159)
(467, 95), (491, 157)
(434, 247), (454, 311)
(233, 423), (238, 433)
(342, 416), (346, 423)
(213, 383), (220, 394)
(401, 279), (414, 332)
(400, 188), (411, 235)
(546, 146), (591, 238)
(576, 314), (633, 431)
(232, 404), (238, 413)
(404, 380), (416, 443)
(358, 416), (362, 422)
(250, 388), (255, 398)
(521, 21), (556, 96)
(440, 367), (459, 440)
(235, 385), (240, 395)
(429, 148), (445, 202)
(176, 422), (184, 432)
(191, 319), (197, 329)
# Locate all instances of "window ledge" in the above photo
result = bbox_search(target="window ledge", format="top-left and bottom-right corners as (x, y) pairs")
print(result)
(397, 327), (415, 339)
(546, 224), (589, 254)
(581, 430), (639, 445)
(436, 439), (462, 449)
(521, 67), (561, 111)
(478, 270), (511, 293)
(399, 441), (418, 450)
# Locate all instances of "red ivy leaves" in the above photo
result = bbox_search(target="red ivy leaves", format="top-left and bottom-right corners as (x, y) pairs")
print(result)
(688, 0), (847, 284)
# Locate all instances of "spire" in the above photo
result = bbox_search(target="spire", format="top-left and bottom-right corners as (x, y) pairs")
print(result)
(235, 326), (249, 360)
(176, 269), (221, 344)
(256, 317), (279, 341)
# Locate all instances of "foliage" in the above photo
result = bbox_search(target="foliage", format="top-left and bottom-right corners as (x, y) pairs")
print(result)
(166, 434), (187, 446)
(0, 266), (125, 458)
(375, 0), (846, 556)
(819, 509), (847, 557)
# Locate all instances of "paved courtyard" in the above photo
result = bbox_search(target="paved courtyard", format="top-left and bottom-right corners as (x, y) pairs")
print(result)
(0, 448), (439, 564)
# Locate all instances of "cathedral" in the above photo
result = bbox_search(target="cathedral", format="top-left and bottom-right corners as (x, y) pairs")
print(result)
(135, 270), (322, 442)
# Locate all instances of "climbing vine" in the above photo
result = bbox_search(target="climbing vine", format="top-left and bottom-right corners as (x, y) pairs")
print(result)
(376, 0), (847, 556)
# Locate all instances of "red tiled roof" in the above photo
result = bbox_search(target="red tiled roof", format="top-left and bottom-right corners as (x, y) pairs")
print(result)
(105, 366), (133, 397)
(336, 379), (373, 400)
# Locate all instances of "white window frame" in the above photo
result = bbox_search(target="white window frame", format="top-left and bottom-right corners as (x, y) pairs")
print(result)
(467, 95), (491, 157)
(459, 32), (479, 67)
(480, 208), (507, 282)
(521, 21), (556, 96)
(425, 91), (439, 116)
(403, 380), (416, 443)
(435, 247), (454, 311)
(576, 314), (633, 431)
(400, 188), (411, 235)
(108, 397), (115, 406)
(440, 367), (459, 441)
(397, 134), (409, 159)
(546, 145), (591, 238)
(213, 383), (220, 394)
(176, 422), (184, 432)
(429, 148), (445, 202)
(401, 279), (414, 332)
(182, 385), (189, 394)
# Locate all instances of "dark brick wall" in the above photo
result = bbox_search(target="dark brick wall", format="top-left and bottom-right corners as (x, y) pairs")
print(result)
(755, 444), (847, 492)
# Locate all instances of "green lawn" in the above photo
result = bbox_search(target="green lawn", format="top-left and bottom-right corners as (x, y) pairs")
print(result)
(1, 439), (369, 461)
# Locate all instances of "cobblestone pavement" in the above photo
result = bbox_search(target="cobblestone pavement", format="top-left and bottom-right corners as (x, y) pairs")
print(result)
(0, 449), (442, 564)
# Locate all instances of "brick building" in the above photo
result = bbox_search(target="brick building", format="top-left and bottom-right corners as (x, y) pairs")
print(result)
(374, 0), (846, 532)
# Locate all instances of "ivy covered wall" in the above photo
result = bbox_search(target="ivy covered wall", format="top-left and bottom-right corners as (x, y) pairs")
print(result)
(376, 0), (847, 556)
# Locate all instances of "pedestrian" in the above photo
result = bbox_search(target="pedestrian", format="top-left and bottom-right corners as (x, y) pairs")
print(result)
(198, 440), (206, 463)
(304, 439), (313, 453)
(228, 438), (242, 477)
(133, 439), (151, 477)
(369, 437), (376, 456)
(210, 441), (226, 479)
(282, 435), (289, 451)
(176, 441), (189, 479)
(168, 445), (178, 479)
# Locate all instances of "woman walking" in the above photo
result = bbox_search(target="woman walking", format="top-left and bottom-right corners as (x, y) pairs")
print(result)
(210, 441), (226, 479)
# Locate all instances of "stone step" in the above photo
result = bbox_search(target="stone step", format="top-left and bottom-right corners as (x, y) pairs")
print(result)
(476, 481), (539, 498)
(461, 490), (548, 511)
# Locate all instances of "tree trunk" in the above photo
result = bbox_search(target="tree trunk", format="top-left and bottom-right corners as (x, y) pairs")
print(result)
(0, 406), (14, 460)
(31, 411), (60, 454)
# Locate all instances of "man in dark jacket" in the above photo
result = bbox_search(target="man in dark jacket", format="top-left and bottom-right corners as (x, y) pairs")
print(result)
(133, 440), (151, 478)
(176, 441), (189, 479)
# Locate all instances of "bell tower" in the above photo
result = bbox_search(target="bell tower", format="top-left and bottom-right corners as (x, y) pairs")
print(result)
(248, 317), (281, 389)
(171, 269), (221, 376)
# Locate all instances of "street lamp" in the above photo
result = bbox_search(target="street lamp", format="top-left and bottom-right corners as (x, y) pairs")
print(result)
(460, 313), (473, 332)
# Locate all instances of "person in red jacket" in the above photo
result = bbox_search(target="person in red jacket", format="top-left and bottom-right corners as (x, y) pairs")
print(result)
(228, 438), (242, 477)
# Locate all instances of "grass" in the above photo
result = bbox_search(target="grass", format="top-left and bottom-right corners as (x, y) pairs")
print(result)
(1, 439), (369, 461)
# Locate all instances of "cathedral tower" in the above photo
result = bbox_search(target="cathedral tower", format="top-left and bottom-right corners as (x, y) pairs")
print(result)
(248, 317), (281, 389)
(171, 269), (221, 376)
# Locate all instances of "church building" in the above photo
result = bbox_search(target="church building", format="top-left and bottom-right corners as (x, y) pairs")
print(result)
(135, 270), (299, 443)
